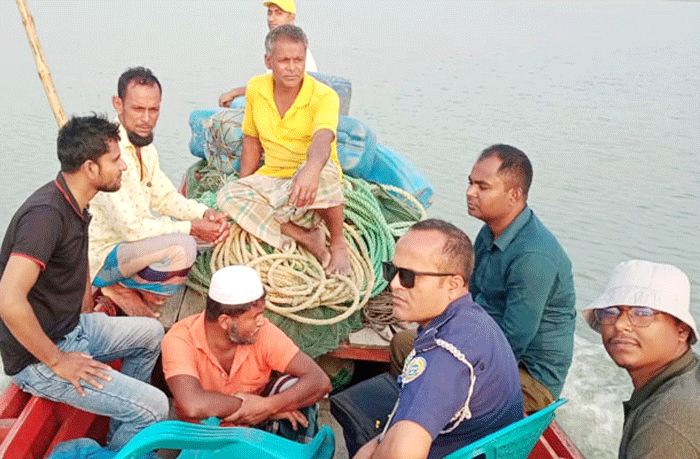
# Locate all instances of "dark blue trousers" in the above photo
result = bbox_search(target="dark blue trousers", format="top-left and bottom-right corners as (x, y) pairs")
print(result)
(329, 372), (400, 457)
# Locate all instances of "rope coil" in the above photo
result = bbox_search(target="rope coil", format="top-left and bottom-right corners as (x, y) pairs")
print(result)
(193, 221), (374, 326)
(184, 162), (426, 330)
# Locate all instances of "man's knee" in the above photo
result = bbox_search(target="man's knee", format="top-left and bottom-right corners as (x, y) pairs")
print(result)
(142, 233), (197, 270)
(118, 316), (164, 351)
(125, 383), (169, 424)
(389, 329), (417, 378)
(519, 366), (555, 413)
(142, 318), (165, 349)
(152, 388), (169, 422)
(166, 234), (197, 268)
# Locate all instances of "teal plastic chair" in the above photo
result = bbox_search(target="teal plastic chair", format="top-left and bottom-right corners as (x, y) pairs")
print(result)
(112, 421), (335, 459)
(443, 399), (567, 459)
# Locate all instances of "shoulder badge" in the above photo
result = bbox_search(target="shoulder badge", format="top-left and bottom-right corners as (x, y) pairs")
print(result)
(402, 356), (427, 384)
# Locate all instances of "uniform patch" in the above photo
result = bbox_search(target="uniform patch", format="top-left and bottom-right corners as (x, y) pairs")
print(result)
(402, 356), (427, 383)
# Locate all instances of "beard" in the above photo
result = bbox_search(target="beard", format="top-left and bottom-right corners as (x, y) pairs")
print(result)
(227, 323), (256, 345)
(126, 130), (154, 147)
(98, 181), (121, 193)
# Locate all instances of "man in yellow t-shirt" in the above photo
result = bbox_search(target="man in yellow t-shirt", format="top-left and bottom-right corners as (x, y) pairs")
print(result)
(217, 24), (350, 275)
(217, 0), (318, 107)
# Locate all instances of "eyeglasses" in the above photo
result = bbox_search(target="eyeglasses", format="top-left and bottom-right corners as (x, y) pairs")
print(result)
(593, 306), (659, 328)
(382, 261), (457, 289)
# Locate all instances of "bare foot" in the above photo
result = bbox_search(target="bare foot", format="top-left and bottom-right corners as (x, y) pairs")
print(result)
(281, 223), (332, 268)
(326, 243), (351, 276)
(101, 284), (160, 318)
(93, 294), (118, 316)
(139, 290), (168, 307)
(298, 227), (331, 269)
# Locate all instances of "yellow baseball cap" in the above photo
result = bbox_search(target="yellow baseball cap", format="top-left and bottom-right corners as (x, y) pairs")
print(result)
(263, 0), (296, 14)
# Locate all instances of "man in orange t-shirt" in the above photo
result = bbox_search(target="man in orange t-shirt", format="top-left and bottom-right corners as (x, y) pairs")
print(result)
(161, 265), (331, 441)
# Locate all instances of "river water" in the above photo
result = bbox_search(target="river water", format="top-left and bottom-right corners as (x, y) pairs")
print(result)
(1, 1), (698, 457)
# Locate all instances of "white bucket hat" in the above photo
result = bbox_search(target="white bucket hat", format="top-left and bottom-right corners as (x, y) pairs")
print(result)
(582, 260), (697, 344)
(208, 265), (264, 305)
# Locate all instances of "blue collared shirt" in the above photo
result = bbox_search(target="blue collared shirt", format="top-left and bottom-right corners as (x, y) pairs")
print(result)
(470, 207), (576, 398)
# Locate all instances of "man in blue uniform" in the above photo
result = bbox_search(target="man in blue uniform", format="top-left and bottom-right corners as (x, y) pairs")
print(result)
(331, 219), (523, 459)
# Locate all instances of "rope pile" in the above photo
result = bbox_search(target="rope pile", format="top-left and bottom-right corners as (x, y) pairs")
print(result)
(361, 290), (408, 341)
(204, 222), (374, 326)
(187, 175), (406, 324)
(183, 157), (426, 350)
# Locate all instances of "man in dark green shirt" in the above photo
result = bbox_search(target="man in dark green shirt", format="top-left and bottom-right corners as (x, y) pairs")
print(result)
(466, 144), (576, 411)
(391, 144), (576, 412)
(583, 260), (699, 458)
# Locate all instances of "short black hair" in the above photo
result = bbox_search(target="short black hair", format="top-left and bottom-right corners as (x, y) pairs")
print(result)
(117, 66), (162, 99)
(57, 115), (120, 173)
(205, 292), (266, 322)
(478, 144), (533, 199)
(265, 24), (308, 55)
(409, 218), (474, 283)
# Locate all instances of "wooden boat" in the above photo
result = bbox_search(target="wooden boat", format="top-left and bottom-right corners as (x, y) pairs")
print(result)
(0, 361), (124, 459)
(0, 102), (584, 459)
(0, 377), (584, 458)
(6, 2), (585, 456)
(0, 127), (584, 458)
(0, 382), (108, 459)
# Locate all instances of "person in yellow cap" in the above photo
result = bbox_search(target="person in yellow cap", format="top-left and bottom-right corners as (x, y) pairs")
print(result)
(218, 0), (317, 107)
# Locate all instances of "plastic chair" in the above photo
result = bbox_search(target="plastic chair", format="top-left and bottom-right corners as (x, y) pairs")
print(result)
(112, 421), (335, 459)
(443, 399), (567, 459)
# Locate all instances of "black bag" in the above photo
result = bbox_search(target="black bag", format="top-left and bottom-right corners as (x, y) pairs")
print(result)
(329, 372), (400, 456)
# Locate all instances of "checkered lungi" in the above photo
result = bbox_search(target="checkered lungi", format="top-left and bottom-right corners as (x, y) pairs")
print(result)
(217, 160), (345, 249)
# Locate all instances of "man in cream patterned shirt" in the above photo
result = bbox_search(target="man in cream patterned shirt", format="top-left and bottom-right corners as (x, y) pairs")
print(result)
(89, 67), (230, 317)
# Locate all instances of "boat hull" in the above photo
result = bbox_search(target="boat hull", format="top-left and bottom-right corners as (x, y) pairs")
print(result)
(0, 383), (109, 459)
(0, 381), (583, 459)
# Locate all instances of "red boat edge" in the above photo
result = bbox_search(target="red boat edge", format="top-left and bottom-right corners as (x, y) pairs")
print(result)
(0, 382), (109, 459)
(0, 379), (585, 459)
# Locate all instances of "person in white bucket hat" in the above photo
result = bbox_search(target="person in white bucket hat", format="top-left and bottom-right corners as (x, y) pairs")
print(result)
(161, 265), (331, 442)
(582, 260), (699, 458)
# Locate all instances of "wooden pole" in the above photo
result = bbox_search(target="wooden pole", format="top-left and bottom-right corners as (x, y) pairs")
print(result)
(16, 0), (67, 127)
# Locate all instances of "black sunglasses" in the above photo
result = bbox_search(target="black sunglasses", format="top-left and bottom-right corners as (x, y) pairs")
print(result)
(382, 261), (457, 289)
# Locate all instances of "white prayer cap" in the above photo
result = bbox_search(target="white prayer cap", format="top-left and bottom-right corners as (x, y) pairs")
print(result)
(208, 266), (264, 305)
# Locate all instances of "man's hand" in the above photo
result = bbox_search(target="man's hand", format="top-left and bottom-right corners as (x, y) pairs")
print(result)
(223, 392), (275, 426)
(271, 409), (308, 430)
(288, 128), (334, 208)
(353, 437), (380, 459)
(218, 92), (234, 108)
(190, 210), (230, 245)
(289, 164), (322, 209)
(218, 87), (245, 108)
(50, 351), (113, 397)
